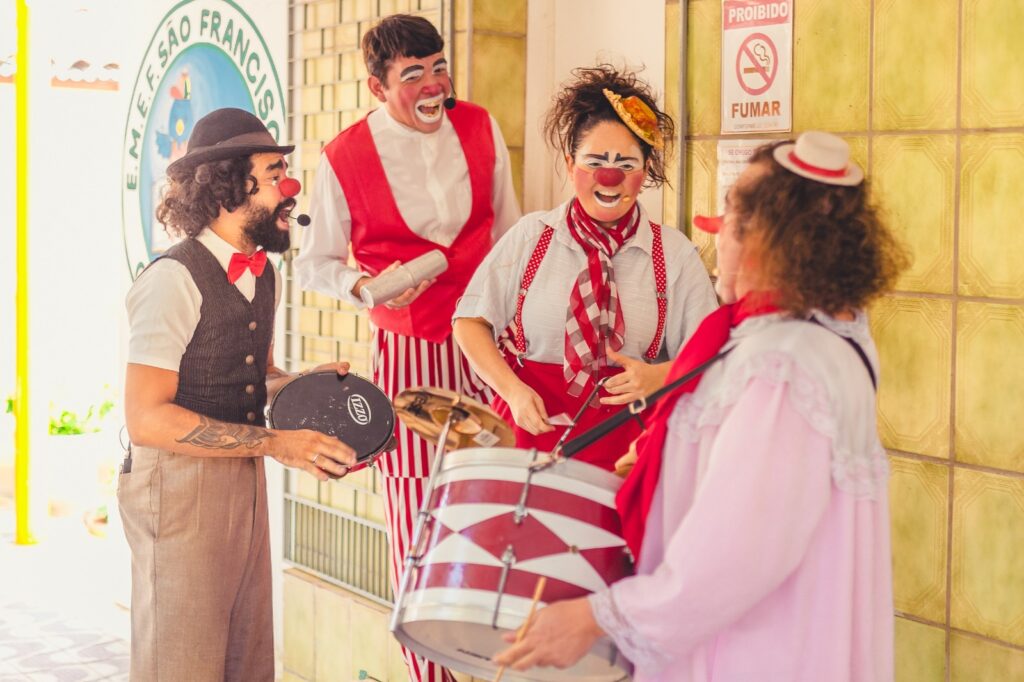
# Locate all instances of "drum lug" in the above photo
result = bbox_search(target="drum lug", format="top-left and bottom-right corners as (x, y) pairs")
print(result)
(491, 544), (517, 629)
(513, 449), (541, 525)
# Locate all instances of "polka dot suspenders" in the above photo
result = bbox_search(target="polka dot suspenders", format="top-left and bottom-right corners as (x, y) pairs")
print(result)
(502, 222), (668, 363)
(648, 222), (668, 359)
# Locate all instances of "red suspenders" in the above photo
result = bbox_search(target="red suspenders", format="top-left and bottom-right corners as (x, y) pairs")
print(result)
(503, 222), (668, 362)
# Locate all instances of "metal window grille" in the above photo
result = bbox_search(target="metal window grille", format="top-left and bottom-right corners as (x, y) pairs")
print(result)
(284, 486), (393, 605)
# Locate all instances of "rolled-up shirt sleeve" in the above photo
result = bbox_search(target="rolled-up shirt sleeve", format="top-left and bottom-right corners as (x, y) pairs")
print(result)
(663, 241), (718, 355)
(293, 154), (370, 307)
(125, 260), (200, 372)
(453, 216), (532, 338)
(589, 376), (833, 669)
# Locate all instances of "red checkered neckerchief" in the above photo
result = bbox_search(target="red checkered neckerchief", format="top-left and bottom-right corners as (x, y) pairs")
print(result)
(563, 198), (641, 399)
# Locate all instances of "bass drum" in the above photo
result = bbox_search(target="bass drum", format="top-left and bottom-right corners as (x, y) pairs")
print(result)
(391, 448), (633, 681)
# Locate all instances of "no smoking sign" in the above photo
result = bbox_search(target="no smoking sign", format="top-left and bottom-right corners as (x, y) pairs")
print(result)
(737, 33), (778, 96)
(722, 0), (792, 134)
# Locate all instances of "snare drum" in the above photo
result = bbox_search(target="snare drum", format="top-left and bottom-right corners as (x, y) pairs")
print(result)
(391, 448), (633, 681)
(268, 371), (395, 473)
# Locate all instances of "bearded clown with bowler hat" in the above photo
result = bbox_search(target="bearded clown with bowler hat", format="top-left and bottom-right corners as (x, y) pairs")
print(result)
(120, 107), (357, 681)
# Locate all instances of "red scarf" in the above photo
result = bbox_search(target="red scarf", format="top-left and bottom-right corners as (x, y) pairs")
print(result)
(564, 198), (640, 398)
(615, 294), (781, 560)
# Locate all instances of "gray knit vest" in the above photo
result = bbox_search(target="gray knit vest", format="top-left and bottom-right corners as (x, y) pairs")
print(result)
(161, 238), (275, 426)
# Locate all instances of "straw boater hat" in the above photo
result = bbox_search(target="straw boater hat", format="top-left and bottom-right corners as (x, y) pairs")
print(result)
(693, 131), (864, 234)
(166, 108), (294, 175)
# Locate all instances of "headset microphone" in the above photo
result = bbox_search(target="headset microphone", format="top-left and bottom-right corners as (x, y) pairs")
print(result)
(443, 76), (457, 110)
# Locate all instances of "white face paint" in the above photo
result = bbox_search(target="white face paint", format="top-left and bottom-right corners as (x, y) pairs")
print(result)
(570, 121), (646, 226)
(373, 53), (450, 133)
(414, 92), (445, 124)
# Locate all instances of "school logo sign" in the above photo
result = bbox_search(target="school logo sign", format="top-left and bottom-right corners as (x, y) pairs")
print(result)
(121, 0), (286, 278)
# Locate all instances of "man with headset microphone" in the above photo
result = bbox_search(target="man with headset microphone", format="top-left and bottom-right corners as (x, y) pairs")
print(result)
(293, 13), (520, 682)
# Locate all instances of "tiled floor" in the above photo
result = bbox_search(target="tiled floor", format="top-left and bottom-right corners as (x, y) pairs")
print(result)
(0, 602), (129, 681)
(0, 501), (131, 682)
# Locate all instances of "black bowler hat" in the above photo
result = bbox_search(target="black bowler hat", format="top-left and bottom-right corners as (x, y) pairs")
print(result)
(166, 107), (295, 175)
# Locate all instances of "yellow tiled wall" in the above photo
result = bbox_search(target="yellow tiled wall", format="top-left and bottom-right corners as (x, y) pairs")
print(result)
(453, 1), (527, 203)
(668, 0), (1024, 678)
(283, 2), (525, 680)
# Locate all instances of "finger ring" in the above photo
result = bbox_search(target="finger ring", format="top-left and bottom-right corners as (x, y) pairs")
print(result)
(312, 454), (320, 466)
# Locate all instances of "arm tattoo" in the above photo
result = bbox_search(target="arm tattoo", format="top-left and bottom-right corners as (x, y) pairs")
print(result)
(176, 415), (276, 450)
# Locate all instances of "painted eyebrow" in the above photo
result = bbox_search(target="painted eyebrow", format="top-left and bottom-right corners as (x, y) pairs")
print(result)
(399, 65), (425, 79)
(582, 152), (641, 163)
(265, 159), (285, 172)
(433, 58), (448, 68)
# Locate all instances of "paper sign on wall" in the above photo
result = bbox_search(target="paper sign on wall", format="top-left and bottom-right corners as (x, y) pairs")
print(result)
(716, 139), (780, 215)
(721, 0), (793, 134)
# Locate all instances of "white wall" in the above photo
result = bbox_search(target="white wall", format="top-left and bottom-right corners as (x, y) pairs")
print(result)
(2, 0), (291, 666)
(524, 0), (667, 219)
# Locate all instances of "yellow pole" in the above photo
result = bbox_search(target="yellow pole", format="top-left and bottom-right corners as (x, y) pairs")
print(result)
(14, 0), (35, 545)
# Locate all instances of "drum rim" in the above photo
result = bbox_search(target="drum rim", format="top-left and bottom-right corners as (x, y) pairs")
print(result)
(267, 370), (395, 460)
(393, 614), (631, 681)
(438, 448), (624, 491)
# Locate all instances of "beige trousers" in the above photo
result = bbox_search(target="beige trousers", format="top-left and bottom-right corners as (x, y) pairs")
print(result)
(117, 446), (274, 681)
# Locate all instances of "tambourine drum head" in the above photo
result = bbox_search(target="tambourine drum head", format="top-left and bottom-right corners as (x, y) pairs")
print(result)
(268, 371), (395, 462)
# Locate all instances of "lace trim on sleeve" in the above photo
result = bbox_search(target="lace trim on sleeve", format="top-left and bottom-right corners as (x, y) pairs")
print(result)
(677, 351), (888, 499)
(589, 588), (671, 671)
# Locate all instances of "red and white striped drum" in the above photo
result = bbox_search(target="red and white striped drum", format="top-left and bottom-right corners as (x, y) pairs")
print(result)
(391, 448), (633, 681)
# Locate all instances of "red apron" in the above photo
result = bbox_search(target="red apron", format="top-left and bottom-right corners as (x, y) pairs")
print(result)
(492, 361), (641, 471)
(496, 222), (667, 472)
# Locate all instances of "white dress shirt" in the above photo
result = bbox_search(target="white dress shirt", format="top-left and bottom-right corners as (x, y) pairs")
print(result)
(293, 107), (522, 307)
(453, 200), (718, 364)
(126, 229), (281, 372)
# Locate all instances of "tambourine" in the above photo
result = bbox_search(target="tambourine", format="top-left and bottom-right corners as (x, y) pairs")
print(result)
(268, 371), (395, 472)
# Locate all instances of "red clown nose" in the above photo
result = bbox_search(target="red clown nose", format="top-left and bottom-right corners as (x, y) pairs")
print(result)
(278, 177), (301, 198)
(594, 167), (625, 187)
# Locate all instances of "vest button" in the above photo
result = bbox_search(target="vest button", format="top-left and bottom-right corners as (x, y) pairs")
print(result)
(246, 411), (257, 422)
(245, 384), (255, 395)
(245, 354), (255, 365)
(248, 321), (257, 331)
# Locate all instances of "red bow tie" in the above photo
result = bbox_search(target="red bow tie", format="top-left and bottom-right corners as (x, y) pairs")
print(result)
(227, 250), (268, 284)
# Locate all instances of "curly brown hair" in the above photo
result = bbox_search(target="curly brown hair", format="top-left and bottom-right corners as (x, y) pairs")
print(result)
(362, 14), (444, 83)
(156, 156), (254, 239)
(544, 65), (675, 188)
(730, 142), (908, 316)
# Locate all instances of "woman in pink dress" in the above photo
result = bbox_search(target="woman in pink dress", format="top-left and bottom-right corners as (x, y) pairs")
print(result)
(493, 131), (908, 681)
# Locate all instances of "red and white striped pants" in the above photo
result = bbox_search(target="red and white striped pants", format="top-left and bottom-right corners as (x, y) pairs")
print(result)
(373, 327), (491, 682)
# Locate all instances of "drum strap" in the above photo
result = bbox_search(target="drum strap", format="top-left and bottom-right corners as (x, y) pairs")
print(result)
(807, 317), (877, 390)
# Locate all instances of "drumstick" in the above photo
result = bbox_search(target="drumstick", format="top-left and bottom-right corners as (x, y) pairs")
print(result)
(493, 576), (547, 682)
